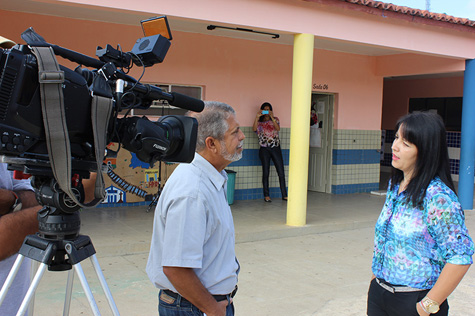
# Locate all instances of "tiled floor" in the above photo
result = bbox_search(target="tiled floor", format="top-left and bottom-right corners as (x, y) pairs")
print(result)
(7, 191), (475, 315)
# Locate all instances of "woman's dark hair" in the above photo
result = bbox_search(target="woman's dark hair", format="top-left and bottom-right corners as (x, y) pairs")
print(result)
(390, 112), (455, 207)
(259, 102), (273, 122)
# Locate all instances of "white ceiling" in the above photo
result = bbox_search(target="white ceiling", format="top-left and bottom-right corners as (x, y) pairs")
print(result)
(2, 0), (403, 57)
(3, 0), (465, 79)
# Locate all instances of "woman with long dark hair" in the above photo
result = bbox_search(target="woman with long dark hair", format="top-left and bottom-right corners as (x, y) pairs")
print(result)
(367, 112), (473, 316)
(252, 102), (287, 202)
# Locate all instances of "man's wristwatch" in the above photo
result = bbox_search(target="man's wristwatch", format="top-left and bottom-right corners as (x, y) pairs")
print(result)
(10, 191), (22, 213)
(420, 296), (440, 314)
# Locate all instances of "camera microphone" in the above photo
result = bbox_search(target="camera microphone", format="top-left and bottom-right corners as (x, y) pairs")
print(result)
(121, 81), (204, 112)
(169, 92), (204, 113)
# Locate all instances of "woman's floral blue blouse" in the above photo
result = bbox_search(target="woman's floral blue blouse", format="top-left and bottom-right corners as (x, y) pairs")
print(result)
(372, 177), (474, 289)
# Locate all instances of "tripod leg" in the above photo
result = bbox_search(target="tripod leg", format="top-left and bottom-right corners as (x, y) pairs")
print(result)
(0, 254), (25, 306)
(73, 262), (101, 316)
(90, 255), (120, 316)
(27, 260), (39, 316)
(16, 263), (48, 316)
(63, 269), (74, 316)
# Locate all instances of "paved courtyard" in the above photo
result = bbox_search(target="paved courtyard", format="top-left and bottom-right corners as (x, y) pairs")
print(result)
(11, 192), (475, 315)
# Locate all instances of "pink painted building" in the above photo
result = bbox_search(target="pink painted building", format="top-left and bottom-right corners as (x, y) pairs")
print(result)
(2, 0), (474, 208)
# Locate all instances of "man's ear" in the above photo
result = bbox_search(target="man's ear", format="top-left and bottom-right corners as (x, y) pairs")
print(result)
(205, 136), (218, 153)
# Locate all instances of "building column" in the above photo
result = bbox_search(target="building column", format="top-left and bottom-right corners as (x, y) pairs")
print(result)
(286, 33), (314, 226)
(459, 59), (475, 210)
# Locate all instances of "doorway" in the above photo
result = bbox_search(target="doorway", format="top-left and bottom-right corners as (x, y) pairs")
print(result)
(308, 93), (334, 193)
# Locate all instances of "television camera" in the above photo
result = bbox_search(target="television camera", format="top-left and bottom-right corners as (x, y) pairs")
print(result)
(0, 17), (203, 315)
(0, 16), (203, 212)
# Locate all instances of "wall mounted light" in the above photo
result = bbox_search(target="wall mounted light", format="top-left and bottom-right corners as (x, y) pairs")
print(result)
(207, 25), (280, 39)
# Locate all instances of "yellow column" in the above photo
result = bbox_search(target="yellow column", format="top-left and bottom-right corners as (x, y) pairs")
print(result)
(286, 33), (314, 226)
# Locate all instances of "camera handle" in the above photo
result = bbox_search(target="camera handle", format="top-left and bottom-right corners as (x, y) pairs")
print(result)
(0, 232), (120, 316)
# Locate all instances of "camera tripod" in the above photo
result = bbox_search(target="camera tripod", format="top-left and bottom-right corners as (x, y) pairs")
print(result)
(0, 177), (120, 316)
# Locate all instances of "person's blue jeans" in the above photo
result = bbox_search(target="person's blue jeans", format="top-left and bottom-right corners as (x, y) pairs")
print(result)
(259, 146), (287, 198)
(158, 290), (235, 316)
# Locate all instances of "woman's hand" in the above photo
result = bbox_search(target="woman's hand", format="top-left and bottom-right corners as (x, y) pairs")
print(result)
(253, 110), (262, 131)
(416, 301), (430, 316)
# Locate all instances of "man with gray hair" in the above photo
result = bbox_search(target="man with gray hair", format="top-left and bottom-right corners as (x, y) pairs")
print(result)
(147, 101), (245, 316)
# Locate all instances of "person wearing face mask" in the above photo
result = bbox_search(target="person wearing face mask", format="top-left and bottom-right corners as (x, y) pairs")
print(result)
(252, 102), (287, 202)
(367, 112), (474, 316)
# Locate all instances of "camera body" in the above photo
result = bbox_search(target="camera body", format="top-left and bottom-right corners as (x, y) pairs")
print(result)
(0, 45), (96, 160)
(0, 27), (202, 178)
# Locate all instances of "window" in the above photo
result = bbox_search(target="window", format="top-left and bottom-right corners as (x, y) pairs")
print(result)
(409, 97), (462, 131)
(125, 84), (203, 116)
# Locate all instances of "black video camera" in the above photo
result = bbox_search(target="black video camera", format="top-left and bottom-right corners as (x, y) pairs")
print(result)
(0, 17), (203, 173)
(0, 17), (203, 212)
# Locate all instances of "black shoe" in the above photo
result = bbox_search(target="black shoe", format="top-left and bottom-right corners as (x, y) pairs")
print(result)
(264, 197), (272, 202)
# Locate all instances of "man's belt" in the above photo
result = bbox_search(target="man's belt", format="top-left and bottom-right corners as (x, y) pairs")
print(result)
(163, 286), (238, 303)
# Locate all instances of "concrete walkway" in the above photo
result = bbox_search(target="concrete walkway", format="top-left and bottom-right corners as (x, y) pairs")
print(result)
(25, 191), (475, 315)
